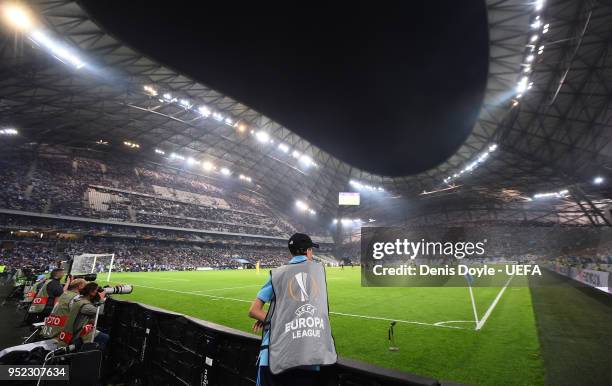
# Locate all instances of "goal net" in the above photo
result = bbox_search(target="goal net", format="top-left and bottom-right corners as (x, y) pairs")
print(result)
(70, 253), (115, 282)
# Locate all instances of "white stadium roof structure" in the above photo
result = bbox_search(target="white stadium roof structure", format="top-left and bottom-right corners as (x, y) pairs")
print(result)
(0, 0), (611, 226)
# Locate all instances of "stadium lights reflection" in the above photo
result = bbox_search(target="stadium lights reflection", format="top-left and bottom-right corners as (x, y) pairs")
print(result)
(220, 167), (231, 176)
(170, 153), (185, 161)
(154, 148), (165, 155)
(95, 139), (108, 145)
(0, 128), (18, 135)
(256, 131), (270, 143)
(2, 4), (33, 31)
(593, 176), (604, 185)
(533, 189), (569, 199)
(239, 174), (252, 182)
(123, 141), (140, 149)
(444, 144), (497, 184)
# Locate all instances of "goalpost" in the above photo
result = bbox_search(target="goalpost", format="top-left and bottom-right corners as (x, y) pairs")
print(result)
(70, 253), (116, 282)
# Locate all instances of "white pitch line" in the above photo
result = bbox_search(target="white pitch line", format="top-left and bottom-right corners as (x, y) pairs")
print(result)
(134, 284), (251, 303)
(133, 284), (470, 331)
(475, 275), (514, 331)
(433, 320), (475, 326)
(194, 284), (261, 292)
(330, 311), (468, 330)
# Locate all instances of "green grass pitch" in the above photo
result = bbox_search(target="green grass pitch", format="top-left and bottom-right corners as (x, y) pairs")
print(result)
(107, 267), (545, 386)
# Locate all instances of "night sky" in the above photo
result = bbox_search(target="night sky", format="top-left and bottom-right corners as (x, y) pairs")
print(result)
(80, 1), (489, 177)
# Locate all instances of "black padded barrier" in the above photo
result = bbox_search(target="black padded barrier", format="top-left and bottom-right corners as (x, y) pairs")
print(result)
(101, 298), (440, 386)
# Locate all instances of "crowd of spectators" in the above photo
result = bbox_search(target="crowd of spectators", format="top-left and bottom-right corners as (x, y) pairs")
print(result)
(0, 238), (292, 273)
(0, 151), (331, 241)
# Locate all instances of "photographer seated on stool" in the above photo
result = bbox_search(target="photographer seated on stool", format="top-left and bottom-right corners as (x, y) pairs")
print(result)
(27, 268), (65, 323)
(56, 282), (109, 350)
(39, 278), (87, 341)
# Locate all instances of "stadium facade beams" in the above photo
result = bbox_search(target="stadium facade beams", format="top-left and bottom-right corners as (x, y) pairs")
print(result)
(0, 0), (610, 226)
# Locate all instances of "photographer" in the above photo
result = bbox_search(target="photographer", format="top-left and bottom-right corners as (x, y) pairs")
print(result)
(27, 268), (65, 322)
(57, 282), (109, 350)
(40, 278), (87, 340)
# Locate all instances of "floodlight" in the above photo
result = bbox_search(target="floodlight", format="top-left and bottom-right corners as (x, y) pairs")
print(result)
(299, 154), (313, 167)
(526, 55), (534, 62)
(531, 20), (542, 29)
(143, 85), (157, 96)
(212, 112), (224, 122)
(535, 0), (544, 11)
(278, 143), (289, 153)
(292, 150), (301, 158)
(30, 30), (84, 69)
(530, 35), (538, 42)
(224, 118), (233, 126)
(2, 4), (33, 31)
(220, 167), (231, 176)
(256, 131), (270, 143)
(593, 176), (604, 185)
(202, 161), (214, 171)
(295, 200), (308, 211)
(0, 128), (18, 135)
(332, 219), (338, 224)
(516, 76), (528, 93)
(198, 106), (211, 117)
(154, 148), (165, 155)
(179, 99), (192, 108)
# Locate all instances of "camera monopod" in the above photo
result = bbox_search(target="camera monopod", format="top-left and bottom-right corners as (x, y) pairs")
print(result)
(388, 321), (399, 351)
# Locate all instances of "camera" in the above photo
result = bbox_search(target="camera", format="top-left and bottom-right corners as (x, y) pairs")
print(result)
(100, 284), (133, 295)
(72, 273), (98, 282)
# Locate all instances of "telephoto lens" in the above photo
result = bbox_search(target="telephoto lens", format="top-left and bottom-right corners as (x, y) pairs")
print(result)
(73, 273), (97, 282)
(103, 284), (133, 295)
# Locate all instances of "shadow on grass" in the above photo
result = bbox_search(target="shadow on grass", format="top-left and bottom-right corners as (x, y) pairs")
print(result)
(530, 270), (612, 386)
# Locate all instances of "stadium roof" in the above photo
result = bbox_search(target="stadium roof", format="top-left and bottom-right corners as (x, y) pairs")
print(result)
(0, 0), (610, 224)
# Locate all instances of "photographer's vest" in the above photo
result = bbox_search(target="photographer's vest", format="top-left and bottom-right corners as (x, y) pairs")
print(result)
(264, 261), (337, 374)
(23, 285), (37, 303)
(56, 297), (95, 347)
(28, 280), (59, 314)
(40, 291), (79, 339)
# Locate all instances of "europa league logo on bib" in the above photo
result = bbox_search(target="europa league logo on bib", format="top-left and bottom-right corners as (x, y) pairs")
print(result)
(287, 272), (319, 302)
